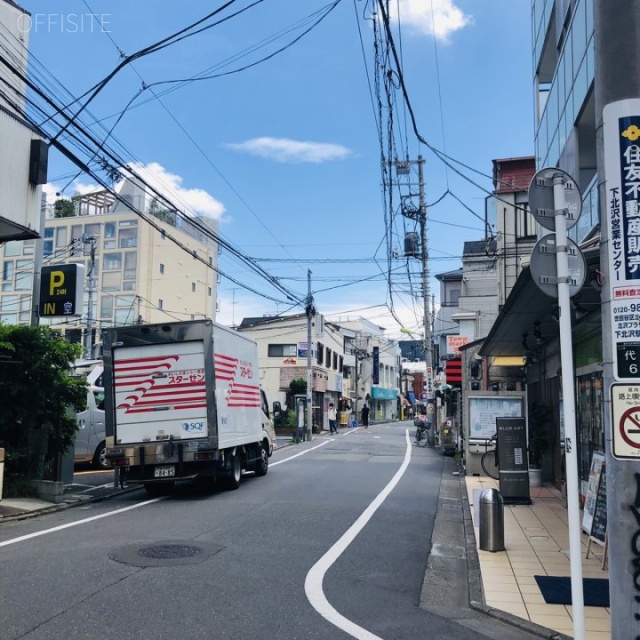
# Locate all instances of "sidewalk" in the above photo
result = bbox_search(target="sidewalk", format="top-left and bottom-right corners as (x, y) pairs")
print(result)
(465, 475), (610, 639)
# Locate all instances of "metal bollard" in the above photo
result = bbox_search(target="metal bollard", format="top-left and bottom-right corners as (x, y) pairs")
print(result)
(479, 488), (505, 552)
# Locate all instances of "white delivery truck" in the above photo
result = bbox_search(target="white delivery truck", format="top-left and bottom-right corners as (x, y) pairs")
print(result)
(102, 319), (279, 496)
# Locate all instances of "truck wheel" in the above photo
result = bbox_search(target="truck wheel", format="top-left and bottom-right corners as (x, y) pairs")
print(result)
(144, 481), (175, 497)
(254, 442), (269, 477)
(224, 453), (242, 490)
(93, 442), (109, 470)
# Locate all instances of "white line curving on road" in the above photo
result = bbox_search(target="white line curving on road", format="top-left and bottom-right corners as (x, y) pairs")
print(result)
(304, 429), (412, 640)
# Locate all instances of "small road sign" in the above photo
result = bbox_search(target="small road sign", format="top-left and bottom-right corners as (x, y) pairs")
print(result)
(611, 383), (640, 459)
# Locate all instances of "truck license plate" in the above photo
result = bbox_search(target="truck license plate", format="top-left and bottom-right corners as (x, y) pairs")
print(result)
(154, 465), (175, 478)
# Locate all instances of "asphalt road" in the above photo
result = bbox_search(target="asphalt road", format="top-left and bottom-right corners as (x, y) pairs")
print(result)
(0, 423), (540, 640)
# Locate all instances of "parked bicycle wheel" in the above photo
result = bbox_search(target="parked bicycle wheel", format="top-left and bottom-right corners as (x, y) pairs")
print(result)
(480, 449), (499, 480)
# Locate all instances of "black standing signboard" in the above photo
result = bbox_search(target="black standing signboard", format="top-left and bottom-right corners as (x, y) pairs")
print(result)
(590, 466), (608, 546)
(496, 417), (531, 505)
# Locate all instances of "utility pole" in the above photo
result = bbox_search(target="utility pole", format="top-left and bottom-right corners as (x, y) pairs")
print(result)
(82, 234), (96, 359)
(397, 156), (432, 411)
(306, 269), (314, 442)
(595, 3), (640, 637)
(30, 198), (47, 326)
(417, 156), (432, 401)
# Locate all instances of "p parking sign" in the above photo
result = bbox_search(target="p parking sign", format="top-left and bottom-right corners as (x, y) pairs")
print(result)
(39, 264), (85, 317)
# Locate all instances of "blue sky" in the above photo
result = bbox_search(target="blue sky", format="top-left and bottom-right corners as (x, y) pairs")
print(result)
(19, 0), (534, 337)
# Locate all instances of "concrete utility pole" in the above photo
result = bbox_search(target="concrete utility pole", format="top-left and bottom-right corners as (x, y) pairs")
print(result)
(397, 156), (432, 403)
(417, 156), (432, 400)
(595, 3), (640, 637)
(306, 269), (314, 442)
(82, 234), (96, 359)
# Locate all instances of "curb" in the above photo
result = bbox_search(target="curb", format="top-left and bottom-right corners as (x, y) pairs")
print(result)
(0, 484), (141, 524)
(456, 473), (571, 640)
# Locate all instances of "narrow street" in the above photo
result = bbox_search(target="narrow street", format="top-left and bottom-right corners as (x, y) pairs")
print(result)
(0, 424), (539, 640)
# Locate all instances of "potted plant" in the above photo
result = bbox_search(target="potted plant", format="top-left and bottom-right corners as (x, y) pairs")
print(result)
(528, 402), (550, 487)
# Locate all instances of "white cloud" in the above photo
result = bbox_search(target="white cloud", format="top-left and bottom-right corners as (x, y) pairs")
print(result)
(125, 162), (225, 220)
(390, 0), (471, 42)
(226, 137), (353, 164)
(44, 164), (225, 221)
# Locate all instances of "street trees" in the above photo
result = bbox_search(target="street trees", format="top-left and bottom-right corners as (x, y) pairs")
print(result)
(0, 324), (87, 496)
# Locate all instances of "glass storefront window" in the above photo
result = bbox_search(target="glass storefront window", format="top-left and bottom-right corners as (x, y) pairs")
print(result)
(576, 371), (604, 485)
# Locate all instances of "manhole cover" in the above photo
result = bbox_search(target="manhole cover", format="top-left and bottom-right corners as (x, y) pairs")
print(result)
(138, 544), (201, 560)
(110, 540), (224, 568)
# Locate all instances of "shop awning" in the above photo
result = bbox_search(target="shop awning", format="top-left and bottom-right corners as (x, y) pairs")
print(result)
(478, 263), (601, 358)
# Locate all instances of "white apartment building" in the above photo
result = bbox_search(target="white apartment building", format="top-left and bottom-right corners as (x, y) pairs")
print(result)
(333, 316), (400, 422)
(236, 313), (345, 432)
(0, 179), (218, 353)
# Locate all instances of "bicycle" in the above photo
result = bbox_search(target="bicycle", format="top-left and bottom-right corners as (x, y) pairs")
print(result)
(480, 433), (500, 480)
(414, 422), (433, 447)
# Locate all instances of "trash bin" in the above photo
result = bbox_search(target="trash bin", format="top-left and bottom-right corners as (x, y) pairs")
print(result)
(479, 488), (504, 552)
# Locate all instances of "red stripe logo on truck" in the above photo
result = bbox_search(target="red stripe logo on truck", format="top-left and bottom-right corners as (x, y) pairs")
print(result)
(215, 353), (261, 408)
(114, 356), (206, 413)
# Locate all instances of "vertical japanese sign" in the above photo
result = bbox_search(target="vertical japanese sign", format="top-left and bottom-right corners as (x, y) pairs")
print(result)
(604, 99), (640, 380)
(372, 346), (379, 384)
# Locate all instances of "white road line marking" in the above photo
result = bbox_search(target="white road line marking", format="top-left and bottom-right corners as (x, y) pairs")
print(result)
(304, 429), (412, 640)
(0, 498), (163, 548)
(270, 440), (331, 466)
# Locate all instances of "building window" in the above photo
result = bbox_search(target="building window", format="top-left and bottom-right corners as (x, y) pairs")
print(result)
(449, 289), (460, 305)
(208, 287), (212, 296)
(326, 347), (331, 366)
(2, 261), (13, 282)
(159, 263), (165, 274)
(317, 342), (324, 365)
(103, 252), (122, 270)
(333, 353), (338, 370)
(55, 227), (68, 247)
(105, 222), (116, 239)
(192, 282), (196, 292)
(100, 295), (113, 319)
(158, 299), (163, 310)
(267, 344), (296, 357)
(123, 251), (137, 280)
(119, 227), (137, 248)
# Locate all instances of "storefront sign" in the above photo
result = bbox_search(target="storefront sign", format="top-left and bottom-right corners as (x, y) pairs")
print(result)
(604, 99), (640, 380)
(447, 335), (468, 355)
